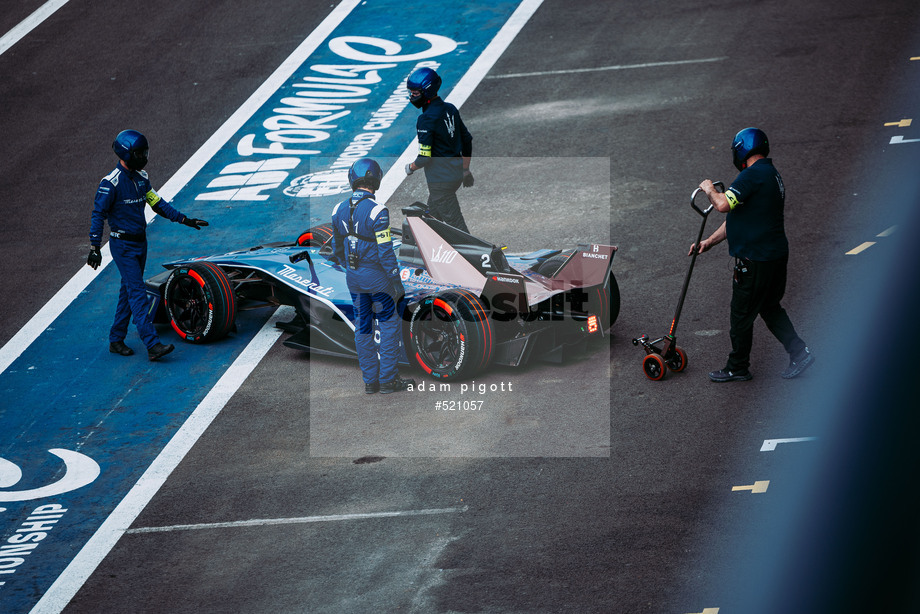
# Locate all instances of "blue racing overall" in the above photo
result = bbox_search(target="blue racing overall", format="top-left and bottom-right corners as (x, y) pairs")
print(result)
(331, 189), (404, 386)
(89, 165), (186, 349)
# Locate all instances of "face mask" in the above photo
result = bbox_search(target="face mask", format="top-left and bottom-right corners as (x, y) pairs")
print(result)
(128, 149), (148, 171)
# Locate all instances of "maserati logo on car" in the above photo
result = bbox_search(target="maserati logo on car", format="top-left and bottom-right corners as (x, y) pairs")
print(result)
(277, 265), (335, 296)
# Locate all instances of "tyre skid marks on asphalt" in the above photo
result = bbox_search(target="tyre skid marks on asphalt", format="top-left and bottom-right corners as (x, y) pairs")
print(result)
(485, 56), (728, 80)
(126, 504), (469, 614)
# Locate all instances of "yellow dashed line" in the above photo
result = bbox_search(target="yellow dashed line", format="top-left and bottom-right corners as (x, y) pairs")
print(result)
(846, 242), (876, 255)
(877, 225), (898, 237)
(847, 227), (897, 255)
(732, 480), (769, 494)
(884, 119), (912, 127)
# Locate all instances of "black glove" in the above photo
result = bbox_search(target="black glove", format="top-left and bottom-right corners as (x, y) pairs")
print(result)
(87, 246), (101, 270)
(181, 217), (209, 230)
(462, 169), (474, 187)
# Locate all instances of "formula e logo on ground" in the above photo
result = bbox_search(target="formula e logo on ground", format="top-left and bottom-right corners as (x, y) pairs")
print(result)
(0, 449), (100, 503)
(284, 169), (352, 198)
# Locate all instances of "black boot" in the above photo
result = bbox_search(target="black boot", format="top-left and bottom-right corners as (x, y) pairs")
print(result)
(379, 376), (415, 394)
(148, 342), (175, 361)
(109, 341), (134, 356)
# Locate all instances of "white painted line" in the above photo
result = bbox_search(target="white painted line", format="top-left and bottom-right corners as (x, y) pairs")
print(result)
(0, 0), (364, 376)
(30, 306), (294, 613)
(845, 241), (875, 255)
(890, 135), (920, 144)
(378, 0), (546, 201)
(760, 437), (817, 452)
(485, 56), (728, 80)
(126, 506), (469, 534)
(0, 0), (70, 57)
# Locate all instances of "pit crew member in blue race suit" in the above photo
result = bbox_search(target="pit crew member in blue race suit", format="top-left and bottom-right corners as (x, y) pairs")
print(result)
(690, 127), (813, 382)
(86, 129), (209, 361)
(404, 67), (474, 233)
(331, 158), (415, 394)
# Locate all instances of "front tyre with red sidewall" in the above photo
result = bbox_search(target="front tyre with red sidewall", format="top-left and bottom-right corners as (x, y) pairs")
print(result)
(164, 262), (237, 343)
(297, 223), (334, 247)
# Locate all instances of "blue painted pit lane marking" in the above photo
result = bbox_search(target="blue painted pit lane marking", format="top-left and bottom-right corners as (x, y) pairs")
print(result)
(0, 1), (541, 612)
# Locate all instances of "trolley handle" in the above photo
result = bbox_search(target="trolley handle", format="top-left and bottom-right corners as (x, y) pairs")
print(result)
(690, 181), (724, 217)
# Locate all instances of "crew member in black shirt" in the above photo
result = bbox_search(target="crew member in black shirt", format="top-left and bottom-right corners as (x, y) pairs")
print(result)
(404, 67), (474, 233)
(691, 128), (814, 382)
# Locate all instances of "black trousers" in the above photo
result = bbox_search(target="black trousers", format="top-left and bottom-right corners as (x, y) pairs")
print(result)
(426, 180), (468, 233)
(727, 255), (806, 371)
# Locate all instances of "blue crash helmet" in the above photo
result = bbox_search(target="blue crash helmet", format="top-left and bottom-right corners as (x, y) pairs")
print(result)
(348, 158), (383, 191)
(112, 129), (149, 171)
(731, 127), (770, 171)
(407, 67), (442, 109)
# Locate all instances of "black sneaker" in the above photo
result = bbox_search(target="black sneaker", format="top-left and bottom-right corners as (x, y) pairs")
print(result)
(365, 381), (380, 394)
(147, 343), (175, 361)
(782, 347), (814, 379)
(379, 376), (415, 394)
(109, 341), (134, 356)
(709, 368), (753, 383)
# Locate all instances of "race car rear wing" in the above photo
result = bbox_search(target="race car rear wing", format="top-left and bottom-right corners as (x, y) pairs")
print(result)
(403, 206), (615, 307)
(541, 245), (617, 290)
(405, 215), (507, 295)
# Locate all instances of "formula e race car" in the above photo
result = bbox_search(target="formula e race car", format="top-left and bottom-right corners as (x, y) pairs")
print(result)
(144, 204), (620, 380)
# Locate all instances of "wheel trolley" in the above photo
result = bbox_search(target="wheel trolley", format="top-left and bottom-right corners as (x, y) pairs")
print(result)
(632, 182), (723, 380)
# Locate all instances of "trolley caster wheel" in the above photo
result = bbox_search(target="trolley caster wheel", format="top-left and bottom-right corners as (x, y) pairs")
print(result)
(666, 347), (688, 372)
(642, 354), (667, 381)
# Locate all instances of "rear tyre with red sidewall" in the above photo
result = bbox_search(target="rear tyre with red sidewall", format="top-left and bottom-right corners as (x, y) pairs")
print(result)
(406, 289), (494, 380)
